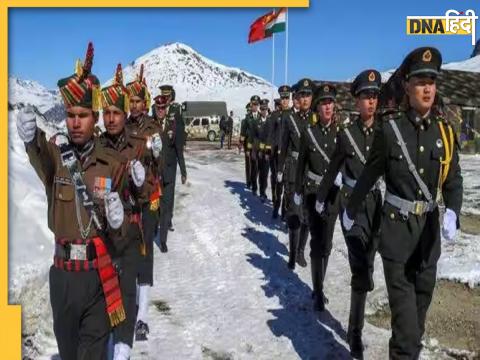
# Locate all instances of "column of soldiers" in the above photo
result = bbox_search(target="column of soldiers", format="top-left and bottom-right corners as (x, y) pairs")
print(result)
(240, 46), (463, 360)
(16, 42), (187, 360)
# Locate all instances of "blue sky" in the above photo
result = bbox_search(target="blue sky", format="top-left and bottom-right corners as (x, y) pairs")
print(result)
(9, 1), (479, 89)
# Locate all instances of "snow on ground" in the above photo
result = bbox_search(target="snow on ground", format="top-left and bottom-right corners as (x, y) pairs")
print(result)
(9, 139), (479, 359)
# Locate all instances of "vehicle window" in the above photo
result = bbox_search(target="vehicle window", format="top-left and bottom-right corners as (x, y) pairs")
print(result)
(201, 119), (209, 126)
(192, 119), (200, 126)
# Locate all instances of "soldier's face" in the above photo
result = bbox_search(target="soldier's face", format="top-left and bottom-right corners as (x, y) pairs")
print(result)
(66, 106), (97, 145)
(405, 76), (437, 115)
(317, 99), (335, 123)
(154, 105), (167, 120)
(129, 96), (146, 117)
(356, 92), (378, 120)
(260, 108), (268, 117)
(298, 92), (312, 111)
(251, 103), (259, 113)
(280, 97), (290, 109)
(293, 97), (300, 110)
(103, 105), (126, 135)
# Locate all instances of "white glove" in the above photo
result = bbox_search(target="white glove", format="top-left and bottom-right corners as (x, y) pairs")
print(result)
(130, 160), (145, 188)
(151, 133), (162, 159)
(277, 172), (283, 183)
(16, 105), (37, 143)
(105, 192), (124, 230)
(334, 172), (343, 187)
(293, 193), (302, 206)
(442, 208), (457, 242)
(342, 209), (354, 231)
(315, 200), (325, 215)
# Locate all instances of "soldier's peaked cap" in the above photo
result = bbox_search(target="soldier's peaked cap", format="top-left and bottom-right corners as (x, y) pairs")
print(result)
(295, 78), (315, 94)
(351, 69), (382, 97)
(250, 95), (261, 103)
(401, 47), (442, 80)
(278, 85), (292, 97)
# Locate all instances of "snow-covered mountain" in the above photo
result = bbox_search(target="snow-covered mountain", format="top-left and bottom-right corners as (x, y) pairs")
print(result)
(8, 77), (61, 113)
(108, 42), (275, 117)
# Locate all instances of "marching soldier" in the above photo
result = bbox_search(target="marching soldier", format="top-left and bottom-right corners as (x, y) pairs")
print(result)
(344, 47), (463, 359)
(16, 43), (128, 360)
(99, 64), (159, 359)
(125, 65), (162, 341)
(315, 70), (383, 358)
(239, 103), (252, 189)
(277, 79), (314, 269)
(153, 84), (187, 251)
(293, 83), (341, 311)
(246, 95), (261, 196)
(270, 86), (292, 219)
(257, 98), (271, 201)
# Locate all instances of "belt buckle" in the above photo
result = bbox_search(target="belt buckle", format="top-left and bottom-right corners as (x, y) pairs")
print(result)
(414, 201), (425, 215)
(70, 244), (87, 261)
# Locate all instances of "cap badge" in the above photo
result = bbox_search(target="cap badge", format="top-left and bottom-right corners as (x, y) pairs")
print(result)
(422, 49), (432, 63)
(323, 85), (329, 92)
(304, 79), (309, 87)
(368, 71), (376, 82)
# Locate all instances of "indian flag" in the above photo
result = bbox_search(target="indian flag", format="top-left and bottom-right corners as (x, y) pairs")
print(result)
(265, 8), (287, 36)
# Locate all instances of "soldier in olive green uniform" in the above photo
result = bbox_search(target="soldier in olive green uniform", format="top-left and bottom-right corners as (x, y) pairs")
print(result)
(245, 95), (262, 195)
(293, 84), (341, 311)
(16, 43), (129, 360)
(239, 103), (252, 189)
(125, 65), (162, 341)
(100, 64), (160, 359)
(277, 79), (314, 270)
(257, 99), (271, 201)
(153, 85), (187, 252)
(315, 70), (383, 358)
(344, 47), (463, 359)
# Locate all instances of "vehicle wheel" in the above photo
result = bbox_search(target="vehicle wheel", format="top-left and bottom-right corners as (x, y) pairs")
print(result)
(207, 131), (216, 142)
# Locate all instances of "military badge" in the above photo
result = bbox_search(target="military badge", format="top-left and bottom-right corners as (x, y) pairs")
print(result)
(324, 85), (329, 92)
(93, 176), (112, 200)
(368, 72), (376, 82)
(422, 49), (432, 62)
(304, 79), (309, 87)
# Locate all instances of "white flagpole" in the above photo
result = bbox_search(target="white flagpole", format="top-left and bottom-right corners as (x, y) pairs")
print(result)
(285, 8), (289, 84)
(272, 32), (275, 103)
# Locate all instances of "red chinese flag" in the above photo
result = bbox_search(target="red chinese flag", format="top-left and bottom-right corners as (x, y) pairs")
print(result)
(248, 10), (275, 43)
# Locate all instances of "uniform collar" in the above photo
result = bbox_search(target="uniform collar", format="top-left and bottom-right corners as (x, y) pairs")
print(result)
(74, 137), (96, 169)
(356, 116), (375, 135)
(299, 109), (311, 121)
(407, 108), (432, 129)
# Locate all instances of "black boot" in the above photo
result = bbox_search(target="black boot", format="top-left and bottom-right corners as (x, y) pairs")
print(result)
(311, 257), (328, 311)
(296, 224), (308, 267)
(272, 206), (279, 219)
(347, 289), (367, 359)
(288, 229), (299, 269)
(160, 242), (168, 253)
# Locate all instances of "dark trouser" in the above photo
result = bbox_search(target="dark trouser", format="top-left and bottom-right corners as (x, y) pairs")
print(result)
(249, 150), (259, 193)
(138, 206), (158, 286)
(379, 205), (441, 359)
(159, 180), (176, 246)
(220, 131), (225, 148)
(306, 192), (338, 259)
(269, 152), (278, 205)
(227, 133), (232, 149)
(113, 245), (140, 348)
(341, 187), (382, 292)
(244, 146), (251, 188)
(49, 266), (110, 360)
(258, 152), (269, 197)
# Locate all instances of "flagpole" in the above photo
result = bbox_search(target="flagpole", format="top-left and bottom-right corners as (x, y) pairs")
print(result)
(285, 8), (288, 84)
(272, 32), (275, 103)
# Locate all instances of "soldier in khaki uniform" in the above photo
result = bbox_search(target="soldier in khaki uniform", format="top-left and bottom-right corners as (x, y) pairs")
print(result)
(16, 43), (129, 360)
(99, 64), (159, 359)
(125, 65), (163, 341)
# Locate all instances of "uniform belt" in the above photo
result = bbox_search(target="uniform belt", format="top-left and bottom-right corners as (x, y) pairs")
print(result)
(290, 151), (299, 160)
(54, 238), (98, 271)
(307, 171), (323, 185)
(384, 191), (436, 216)
(343, 174), (380, 192)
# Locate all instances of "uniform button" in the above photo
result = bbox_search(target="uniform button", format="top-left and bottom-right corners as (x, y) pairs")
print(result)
(420, 125), (425, 131)
(390, 213), (395, 220)
(419, 168), (424, 174)
(352, 152), (355, 156)
(418, 189), (423, 195)
(324, 144), (328, 148)
(366, 146), (370, 151)
(419, 146), (424, 152)
(59, 193), (63, 199)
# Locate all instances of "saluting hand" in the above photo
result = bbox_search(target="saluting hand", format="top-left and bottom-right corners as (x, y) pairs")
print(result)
(105, 192), (124, 230)
(17, 105), (37, 143)
(130, 160), (146, 188)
